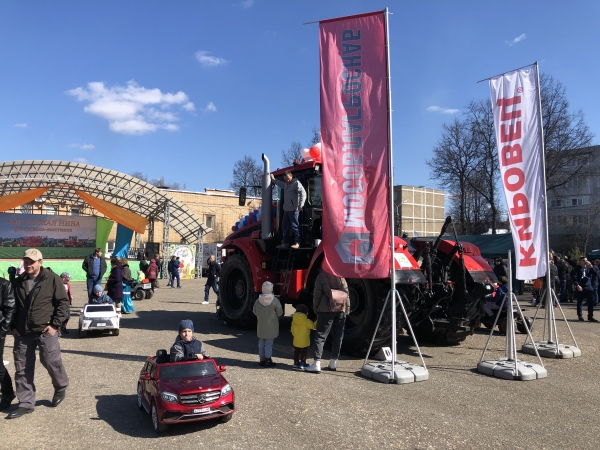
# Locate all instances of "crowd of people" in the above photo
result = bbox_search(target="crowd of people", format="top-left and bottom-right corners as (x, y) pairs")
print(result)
(492, 253), (598, 322)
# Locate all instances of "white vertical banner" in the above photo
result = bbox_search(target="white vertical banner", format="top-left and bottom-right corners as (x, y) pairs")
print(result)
(489, 65), (547, 280)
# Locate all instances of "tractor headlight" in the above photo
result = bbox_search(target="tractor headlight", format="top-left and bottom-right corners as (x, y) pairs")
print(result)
(220, 384), (232, 397)
(161, 391), (178, 403)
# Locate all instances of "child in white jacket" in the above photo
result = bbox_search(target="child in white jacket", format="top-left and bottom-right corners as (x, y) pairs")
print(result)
(252, 281), (283, 367)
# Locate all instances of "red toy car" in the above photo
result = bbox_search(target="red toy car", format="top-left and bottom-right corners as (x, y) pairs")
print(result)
(137, 349), (235, 433)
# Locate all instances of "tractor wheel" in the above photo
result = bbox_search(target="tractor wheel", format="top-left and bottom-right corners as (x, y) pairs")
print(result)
(145, 289), (154, 300)
(341, 279), (390, 356)
(133, 290), (145, 300)
(219, 254), (257, 328)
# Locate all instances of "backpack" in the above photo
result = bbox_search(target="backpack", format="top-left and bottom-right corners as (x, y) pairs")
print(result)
(328, 288), (348, 312)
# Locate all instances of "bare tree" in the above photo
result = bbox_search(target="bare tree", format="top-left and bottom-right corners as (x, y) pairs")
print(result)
(540, 74), (595, 190)
(464, 99), (503, 233)
(281, 141), (303, 167)
(427, 118), (478, 230)
(130, 172), (186, 190)
(308, 126), (321, 147)
(229, 155), (262, 197)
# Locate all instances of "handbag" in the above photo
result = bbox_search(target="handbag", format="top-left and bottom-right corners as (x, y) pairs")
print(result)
(328, 288), (348, 312)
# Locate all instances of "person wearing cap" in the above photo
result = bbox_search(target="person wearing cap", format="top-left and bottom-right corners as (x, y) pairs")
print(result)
(146, 258), (159, 287)
(91, 285), (113, 304)
(169, 320), (210, 362)
(252, 281), (283, 367)
(8, 249), (69, 419)
(82, 248), (107, 301)
(0, 273), (16, 411)
(270, 170), (307, 249)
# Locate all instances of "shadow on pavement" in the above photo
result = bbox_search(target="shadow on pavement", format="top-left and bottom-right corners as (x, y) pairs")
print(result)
(61, 349), (149, 362)
(94, 394), (221, 438)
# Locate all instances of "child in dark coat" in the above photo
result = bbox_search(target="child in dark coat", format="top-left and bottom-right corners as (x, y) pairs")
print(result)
(170, 319), (210, 362)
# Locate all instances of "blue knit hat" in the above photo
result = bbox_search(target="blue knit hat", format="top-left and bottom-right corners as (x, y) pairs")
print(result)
(93, 285), (103, 294)
(179, 319), (194, 333)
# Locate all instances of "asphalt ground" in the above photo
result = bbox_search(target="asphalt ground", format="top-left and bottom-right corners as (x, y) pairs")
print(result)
(1, 281), (599, 450)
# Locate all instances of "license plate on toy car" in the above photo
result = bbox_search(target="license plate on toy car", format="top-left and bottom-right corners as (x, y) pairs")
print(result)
(193, 407), (211, 414)
(96, 323), (106, 327)
(143, 283), (151, 289)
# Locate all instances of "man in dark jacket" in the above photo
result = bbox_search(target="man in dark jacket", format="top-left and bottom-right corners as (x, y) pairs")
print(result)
(0, 277), (15, 411)
(8, 249), (69, 419)
(493, 258), (508, 279)
(203, 255), (220, 305)
(82, 248), (107, 301)
(572, 256), (598, 322)
(555, 256), (567, 303)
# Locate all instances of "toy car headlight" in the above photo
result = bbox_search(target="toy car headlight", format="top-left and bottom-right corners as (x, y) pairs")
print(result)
(220, 384), (232, 397)
(161, 391), (178, 403)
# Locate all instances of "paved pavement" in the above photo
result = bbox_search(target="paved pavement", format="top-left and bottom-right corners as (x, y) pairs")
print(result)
(1, 281), (599, 449)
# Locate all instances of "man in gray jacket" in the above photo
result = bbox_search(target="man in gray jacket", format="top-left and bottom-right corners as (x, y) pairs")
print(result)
(271, 170), (306, 249)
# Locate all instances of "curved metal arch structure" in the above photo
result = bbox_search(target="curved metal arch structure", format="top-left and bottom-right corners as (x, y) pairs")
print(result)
(0, 160), (209, 243)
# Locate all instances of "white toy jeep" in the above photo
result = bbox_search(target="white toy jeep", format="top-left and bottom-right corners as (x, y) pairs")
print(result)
(79, 303), (121, 337)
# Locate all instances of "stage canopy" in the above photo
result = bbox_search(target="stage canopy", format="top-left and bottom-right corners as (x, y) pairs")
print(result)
(0, 160), (210, 243)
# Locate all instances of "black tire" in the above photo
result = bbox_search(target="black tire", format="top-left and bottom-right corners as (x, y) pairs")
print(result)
(112, 328), (120, 336)
(341, 279), (390, 356)
(133, 290), (145, 300)
(517, 316), (533, 334)
(151, 402), (168, 433)
(145, 289), (154, 299)
(221, 413), (233, 423)
(218, 254), (257, 328)
(79, 328), (87, 338)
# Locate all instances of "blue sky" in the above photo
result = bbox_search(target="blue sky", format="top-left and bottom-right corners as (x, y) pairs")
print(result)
(1, 1), (598, 193)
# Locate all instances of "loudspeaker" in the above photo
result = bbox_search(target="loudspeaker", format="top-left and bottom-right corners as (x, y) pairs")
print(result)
(146, 242), (160, 259)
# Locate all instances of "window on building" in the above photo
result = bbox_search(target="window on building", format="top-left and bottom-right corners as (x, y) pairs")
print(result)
(206, 215), (215, 229)
(571, 198), (583, 206)
(71, 208), (81, 216)
(393, 191), (398, 202)
(20, 204), (33, 214)
(45, 206), (56, 215)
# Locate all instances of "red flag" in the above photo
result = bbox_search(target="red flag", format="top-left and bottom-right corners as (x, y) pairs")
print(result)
(319, 11), (390, 278)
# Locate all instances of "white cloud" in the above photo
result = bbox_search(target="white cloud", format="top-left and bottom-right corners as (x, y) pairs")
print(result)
(74, 157), (89, 163)
(14, 123), (28, 128)
(427, 105), (459, 114)
(506, 33), (526, 46)
(240, 0), (254, 8)
(66, 81), (195, 135)
(195, 50), (228, 67)
(203, 102), (217, 112)
(68, 143), (95, 150)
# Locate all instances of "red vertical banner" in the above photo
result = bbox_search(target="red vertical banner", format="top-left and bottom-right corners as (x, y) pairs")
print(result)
(319, 11), (391, 279)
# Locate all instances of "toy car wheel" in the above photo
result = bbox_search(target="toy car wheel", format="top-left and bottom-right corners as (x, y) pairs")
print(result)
(137, 384), (144, 410)
(112, 329), (120, 336)
(151, 402), (168, 433)
(79, 328), (87, 338)
(134, 290), (145, 300)
(221, 413), (233, 423)
(145, 289), (154, 299)
(517, 316), (533, 334)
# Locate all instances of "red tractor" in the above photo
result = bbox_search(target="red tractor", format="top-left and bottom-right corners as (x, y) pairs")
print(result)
(218, 154), (496, 354)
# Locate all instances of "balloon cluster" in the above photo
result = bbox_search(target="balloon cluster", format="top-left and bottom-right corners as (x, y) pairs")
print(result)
(300, 142), (322, 163)
(231, 202), (278, 232)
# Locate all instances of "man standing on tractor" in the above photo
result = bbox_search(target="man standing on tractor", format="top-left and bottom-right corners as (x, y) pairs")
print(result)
(271, 170), (306, 249)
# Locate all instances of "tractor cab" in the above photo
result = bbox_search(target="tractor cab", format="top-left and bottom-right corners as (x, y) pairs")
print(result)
(271, 161), (323, 249)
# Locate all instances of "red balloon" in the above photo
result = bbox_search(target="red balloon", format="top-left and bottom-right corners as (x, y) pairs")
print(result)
(309, 146), (321, 159)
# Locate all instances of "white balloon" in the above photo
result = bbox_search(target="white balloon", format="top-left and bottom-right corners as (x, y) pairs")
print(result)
(301, 148), (310, 159)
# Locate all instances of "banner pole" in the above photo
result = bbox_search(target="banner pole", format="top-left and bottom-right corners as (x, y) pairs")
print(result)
(534, 61), (554, 343)
(384, 7), (397, 370)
